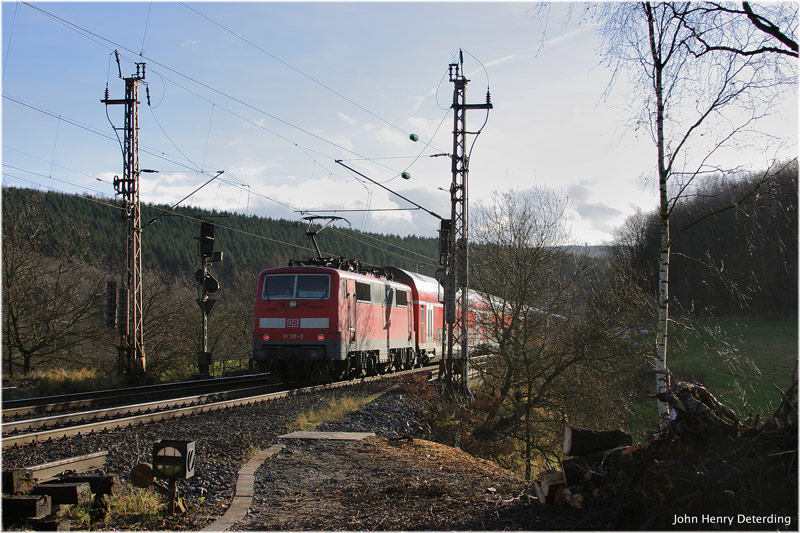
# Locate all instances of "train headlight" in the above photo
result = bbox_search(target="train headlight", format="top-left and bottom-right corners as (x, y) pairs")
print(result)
(263, 333), (270, 341)
(317, 333), (325, 342)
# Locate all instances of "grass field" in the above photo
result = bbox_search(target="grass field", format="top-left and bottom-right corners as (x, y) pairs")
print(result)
(668, 317), (797, 419)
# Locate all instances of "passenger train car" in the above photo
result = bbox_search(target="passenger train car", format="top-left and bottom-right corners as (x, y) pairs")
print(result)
(251, 261), (497, 381)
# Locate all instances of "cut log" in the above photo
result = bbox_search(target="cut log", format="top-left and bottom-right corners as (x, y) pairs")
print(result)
(539, 470), (566, 498)
(28, 517), (71, 531)
(563, 425), (632, 456)
(533, 481), (546, 504)
(562, 459), (590, 485)
(566, 490), (584, 509)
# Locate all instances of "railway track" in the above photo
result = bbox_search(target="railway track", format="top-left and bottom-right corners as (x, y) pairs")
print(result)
(2, 366), (435, 449)
(2, 373), (275, 419)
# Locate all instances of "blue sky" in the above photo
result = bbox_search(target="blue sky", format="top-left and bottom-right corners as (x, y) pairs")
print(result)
(2, 2), (797, 245)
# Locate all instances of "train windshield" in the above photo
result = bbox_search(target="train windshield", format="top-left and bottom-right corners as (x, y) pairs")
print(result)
(263, 274), (330, 300)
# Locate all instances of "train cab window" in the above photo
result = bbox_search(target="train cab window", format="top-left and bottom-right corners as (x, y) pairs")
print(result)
(295, 274), (330, 300)
(263, 275), (295, 299)
(396, 290), (408, 307)
(263, 274), (329, 300)
(355, 281), (371, 302)
(342, 280), (347, 299)
(296, 275), (329, 298)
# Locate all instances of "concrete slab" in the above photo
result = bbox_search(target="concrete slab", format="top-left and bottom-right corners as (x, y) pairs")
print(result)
(279, 431), (375, 440)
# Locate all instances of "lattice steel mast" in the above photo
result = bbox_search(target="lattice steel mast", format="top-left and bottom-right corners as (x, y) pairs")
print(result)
(443, 51), (492, 394)
(102, 56), (147, 377)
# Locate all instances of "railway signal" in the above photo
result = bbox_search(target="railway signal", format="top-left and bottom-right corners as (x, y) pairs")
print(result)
(196, 222), (223, 377)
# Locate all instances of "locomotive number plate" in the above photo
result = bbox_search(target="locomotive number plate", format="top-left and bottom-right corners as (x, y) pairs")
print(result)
(287, 319), (300, 328)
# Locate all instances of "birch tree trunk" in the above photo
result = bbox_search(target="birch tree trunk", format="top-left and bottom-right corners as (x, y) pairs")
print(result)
(645, 1), (672, 424)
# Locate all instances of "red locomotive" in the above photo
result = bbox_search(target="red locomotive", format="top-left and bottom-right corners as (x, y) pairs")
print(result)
(251, 260), (446, 380)
(251, 246), (505, 380)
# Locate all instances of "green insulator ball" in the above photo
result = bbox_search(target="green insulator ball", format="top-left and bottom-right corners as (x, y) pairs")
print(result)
(401, 172), (411, 180)
(409, 133), (419, 142)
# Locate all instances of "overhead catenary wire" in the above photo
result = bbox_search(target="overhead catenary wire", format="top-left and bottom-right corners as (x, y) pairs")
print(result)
(336, 160), (442, 221)
(8, 88), (440, 245)
(147, 105), (202, 174)
(139, 2), (152, 57)
(2, 1), (19, 81)
(379, 107), (452, 185)
(144, 170), (225, 228)
(3, 164), (119, 200)
(329, 226), (439, 266)
(4, 94), (302, 214)
(1, 167), (313, 253)
(7, 92), (349, 226)
(20, 2), (449, 205)
(2, 172), (127, 212)
(18, 3), (396, 170)
(12, 3), (449, 252)
(179, 2), (446, 155)
(3, 145), (113, 185)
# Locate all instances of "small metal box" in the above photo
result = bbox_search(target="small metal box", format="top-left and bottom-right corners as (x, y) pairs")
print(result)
(152, 440), (196, 479)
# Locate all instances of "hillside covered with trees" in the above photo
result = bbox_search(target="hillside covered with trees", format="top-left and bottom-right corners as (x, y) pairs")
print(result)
(1, 186), (441, 284)
(614, 161), (797, 318)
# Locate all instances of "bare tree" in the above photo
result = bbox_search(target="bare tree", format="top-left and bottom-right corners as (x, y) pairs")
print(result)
(468, 189), (651, 478)
(138, 269), (197, 381)
(682, 2), (798, 58)
(2, 197), (107, 376)
(208, 267), (258, 372)
(593, 1), (797, 424)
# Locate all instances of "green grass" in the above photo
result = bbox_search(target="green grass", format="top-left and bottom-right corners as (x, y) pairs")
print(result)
(669, 317), (797, 419)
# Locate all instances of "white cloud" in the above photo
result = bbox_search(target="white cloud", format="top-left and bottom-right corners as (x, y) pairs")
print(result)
(228, 163), (279, 181)
(407, 116), (434, 135)
(337, 112), (357, 126)
(375, 126), (407, 148)
(411, 86), (438, 112)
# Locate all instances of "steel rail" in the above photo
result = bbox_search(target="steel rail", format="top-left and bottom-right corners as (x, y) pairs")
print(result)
(2, 373), (273, 418)
(2, 384), (284, 435)
(2, 366), (434, 449)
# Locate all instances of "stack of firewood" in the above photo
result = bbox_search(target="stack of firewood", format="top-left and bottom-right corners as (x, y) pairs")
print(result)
(531, 377), (797, 529)
(533, 425), (634, 509)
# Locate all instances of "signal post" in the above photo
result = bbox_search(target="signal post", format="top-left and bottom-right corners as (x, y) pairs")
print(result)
(195, 222), (222, 377)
